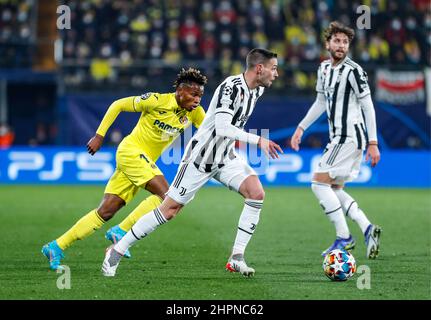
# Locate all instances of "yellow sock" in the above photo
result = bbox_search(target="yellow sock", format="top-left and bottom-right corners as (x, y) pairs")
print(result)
(56, 209), (105, 250)
(118, 195), (162, 232)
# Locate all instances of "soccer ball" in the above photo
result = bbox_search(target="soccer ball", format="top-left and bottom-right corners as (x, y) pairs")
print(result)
(322, 249), (356, 281)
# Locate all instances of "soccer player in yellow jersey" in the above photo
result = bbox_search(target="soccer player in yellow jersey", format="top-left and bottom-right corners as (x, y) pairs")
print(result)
(42, 68), (207, 270)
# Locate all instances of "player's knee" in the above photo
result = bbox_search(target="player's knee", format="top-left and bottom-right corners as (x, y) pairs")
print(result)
(98, 207), (118, 221)
(97, 208), (115, 221)
(313, 172), (332, 184)
(248, 188), (265, 201)
(97, 202), (123, 221)
(150, 187), (168, 201)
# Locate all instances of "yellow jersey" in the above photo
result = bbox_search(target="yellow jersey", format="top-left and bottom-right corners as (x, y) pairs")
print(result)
(96, 92), (206, 161)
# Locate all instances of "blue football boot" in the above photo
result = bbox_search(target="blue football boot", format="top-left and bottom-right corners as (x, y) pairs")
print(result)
(41, 240), (65, 271)
(105, 225), (131, 259)
(364, 224), (382, 259)
(321, 235), (356, 257)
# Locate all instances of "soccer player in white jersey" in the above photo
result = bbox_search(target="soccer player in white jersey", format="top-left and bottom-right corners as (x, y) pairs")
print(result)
(291, 21), (382, 259)
(102, 48), (282, 277)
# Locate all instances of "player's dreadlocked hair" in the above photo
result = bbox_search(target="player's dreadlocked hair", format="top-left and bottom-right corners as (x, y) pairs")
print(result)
(173, 67), (208, 89)
(324, 21), (355, 43)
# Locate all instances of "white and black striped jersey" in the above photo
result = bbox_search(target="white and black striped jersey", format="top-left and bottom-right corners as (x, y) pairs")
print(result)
(183, 73), (264, 172)
(317, 56), (371, 148)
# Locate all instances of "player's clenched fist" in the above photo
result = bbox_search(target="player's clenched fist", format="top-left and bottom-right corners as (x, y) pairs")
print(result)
(87, 134), (104, 155)
(258, 137), (283, 159)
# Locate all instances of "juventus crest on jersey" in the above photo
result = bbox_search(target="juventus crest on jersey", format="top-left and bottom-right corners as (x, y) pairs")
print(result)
(317, 57), (371, 147)
(183, 73), (264, 172)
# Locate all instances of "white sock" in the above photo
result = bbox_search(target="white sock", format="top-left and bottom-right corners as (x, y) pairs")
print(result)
(114, 208), (167, 255)
(311, 182), (350, 239)
(232, 199), (263, 256)
(333, 188), (371, 234)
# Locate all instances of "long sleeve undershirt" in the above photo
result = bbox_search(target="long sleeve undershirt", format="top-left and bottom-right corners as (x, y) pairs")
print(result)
(298, 93), (378, 143)
(96, 97), (135, 137)
(214, 112), (260, 145)
(359, 94), (378, 142)
(298, 93), (326, 131)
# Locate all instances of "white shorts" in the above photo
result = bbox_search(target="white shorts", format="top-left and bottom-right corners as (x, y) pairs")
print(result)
(315, 141), (363, 184)
(167, 156), (256, 205)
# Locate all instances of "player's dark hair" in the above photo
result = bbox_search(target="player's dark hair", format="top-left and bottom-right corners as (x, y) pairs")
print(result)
(173, 67), (207, 89)
(246, 48), (277, 69)
(324, 21), (355, 43)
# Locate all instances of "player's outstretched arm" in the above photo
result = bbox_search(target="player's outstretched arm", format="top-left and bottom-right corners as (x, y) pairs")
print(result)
(214, 108), (282, 159)
(87, 134), (104, 155)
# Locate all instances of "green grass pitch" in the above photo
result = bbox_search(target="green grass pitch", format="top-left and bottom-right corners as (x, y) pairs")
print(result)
(0, 185), (429, 300)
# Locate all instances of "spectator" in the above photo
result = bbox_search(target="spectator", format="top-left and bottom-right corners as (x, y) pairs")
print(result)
(5, 0), (429, 91)
(0, 123), (14, 148)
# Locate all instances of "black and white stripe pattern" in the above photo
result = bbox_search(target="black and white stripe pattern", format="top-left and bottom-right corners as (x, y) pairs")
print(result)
(244, 200), (263, 210)
(153, 208), (167, 225)
(317, 57), (371, 149)
(173, 163), (188, 188)
(129, 208), (167, 241)
(187, 73), (264, 172)
(326, 144), (342, 166)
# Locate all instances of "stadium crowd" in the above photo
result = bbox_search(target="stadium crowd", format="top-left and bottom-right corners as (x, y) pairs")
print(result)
(1, 0), (429, 91)
(0, 0), (35, 68)
(60, 0), (430, 91)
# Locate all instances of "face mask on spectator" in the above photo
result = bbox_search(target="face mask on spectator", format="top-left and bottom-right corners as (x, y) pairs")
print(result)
(406, 17), (416, 30)
(391, 19), (401, 30)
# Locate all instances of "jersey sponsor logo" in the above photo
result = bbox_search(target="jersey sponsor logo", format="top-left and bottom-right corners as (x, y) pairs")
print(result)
(153, 119), (184, 135)
(141, 92), (152, 100)
(325, 87), (335, 104)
